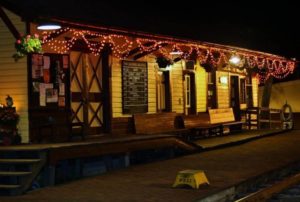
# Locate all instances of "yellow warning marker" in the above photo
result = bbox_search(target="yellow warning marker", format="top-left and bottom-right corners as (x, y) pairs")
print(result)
(173, 170), (209, 189)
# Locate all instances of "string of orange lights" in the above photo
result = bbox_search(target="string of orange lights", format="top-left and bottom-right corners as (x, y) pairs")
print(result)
(40, 28), (296, 83)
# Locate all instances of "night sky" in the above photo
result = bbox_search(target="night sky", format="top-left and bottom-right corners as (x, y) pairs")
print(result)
(1, 0), (299, 59)
(109, 1), (299, 59)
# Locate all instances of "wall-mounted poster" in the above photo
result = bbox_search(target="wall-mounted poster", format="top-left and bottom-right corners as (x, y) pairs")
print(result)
(59, 83), (65, 96)
(32, 82), (40, 92)
(43, 69), (50, 83)
(63, 55), (69, 69)
(43, 56), (50, 70)
(122, 60), (148, 114)
(58, 96), (65, 107)
(30, 53), (69, 109)
(29, 53), (71, 142)
(32, 64), (41, 79)
(46, 89), (58, 103)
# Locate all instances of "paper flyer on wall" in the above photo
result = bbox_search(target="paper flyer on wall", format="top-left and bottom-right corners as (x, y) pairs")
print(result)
(43, 56), (50, 69)
(38, 54), (43, 66)
(32, 54), (39, 66)
(63, 55), (69, 69)
(39, 83), (46, 106)
(40, 95), (46, 107)
(32, 82), (40, 92)
(58, 96), (65, 107)
(32, 65), (41, 79)
(43, 69), (50, 83)
(59, 83), (65, 96)
(46, 89), (58, 103)
(39, 83), (54, 105)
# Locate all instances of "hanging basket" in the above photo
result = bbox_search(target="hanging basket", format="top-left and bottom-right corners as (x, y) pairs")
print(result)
(13, 34), (43, 61)
(156, 56), (173, 68)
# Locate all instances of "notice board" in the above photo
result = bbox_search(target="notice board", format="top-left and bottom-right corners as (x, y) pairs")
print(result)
(122, 60), (148, 114)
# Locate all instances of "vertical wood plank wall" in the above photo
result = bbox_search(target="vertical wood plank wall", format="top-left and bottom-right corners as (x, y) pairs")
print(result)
(111, 56), (157, 118)
(170, 62), (184, 113)
(216, 71), (230, 108)
(111, 57), (124, 117)
(111, 58), (259, 118)
(252, 76), (259, 107)
(147, 56), (157, 113)
(195, 64), (207, 112)
(0, 9), (29, 142)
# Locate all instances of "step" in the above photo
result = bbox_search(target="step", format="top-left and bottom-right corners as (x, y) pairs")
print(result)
(0, 171), (32, 176)
(0, 184), (20, 189)
(0, 159), (41, 164)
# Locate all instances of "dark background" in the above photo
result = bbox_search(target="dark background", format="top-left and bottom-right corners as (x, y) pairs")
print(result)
(1, 0), (299, 78)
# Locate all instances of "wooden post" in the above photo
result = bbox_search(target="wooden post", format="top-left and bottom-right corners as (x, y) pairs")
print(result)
(260, 76), (273, 128)
(0, 7), (20, 40)
(102, 45), (112, 133)
(82, 54), (89, 136)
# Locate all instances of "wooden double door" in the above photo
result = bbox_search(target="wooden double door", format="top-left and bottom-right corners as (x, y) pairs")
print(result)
(70, 51), (110, 136)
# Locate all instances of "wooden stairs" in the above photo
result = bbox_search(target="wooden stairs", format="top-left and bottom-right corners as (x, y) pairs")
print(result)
(0, 149), (46, 196)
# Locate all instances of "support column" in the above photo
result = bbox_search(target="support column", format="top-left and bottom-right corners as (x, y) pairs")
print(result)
(260, 76), (273, 129)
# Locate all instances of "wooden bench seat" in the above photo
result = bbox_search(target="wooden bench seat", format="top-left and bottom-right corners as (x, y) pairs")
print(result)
(209, 108), (243, 134)
(180, 114), (223, 140)
(133, 112), (190, 138)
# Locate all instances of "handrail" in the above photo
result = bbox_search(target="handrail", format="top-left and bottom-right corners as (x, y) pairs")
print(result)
(244, 107), (283, 129)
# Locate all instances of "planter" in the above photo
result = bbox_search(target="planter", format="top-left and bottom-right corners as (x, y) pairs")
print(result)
(156, 56), (173, 68)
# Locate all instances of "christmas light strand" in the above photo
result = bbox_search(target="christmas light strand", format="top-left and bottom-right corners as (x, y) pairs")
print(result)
(39, 27), (296, 83)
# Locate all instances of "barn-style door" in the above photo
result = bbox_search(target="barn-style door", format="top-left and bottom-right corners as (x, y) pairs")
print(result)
(70, 51), (106, 136)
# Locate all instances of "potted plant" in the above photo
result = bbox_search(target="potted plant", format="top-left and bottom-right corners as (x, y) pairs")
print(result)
(13, 34), (43, 61)
(156, 55), (173, 68)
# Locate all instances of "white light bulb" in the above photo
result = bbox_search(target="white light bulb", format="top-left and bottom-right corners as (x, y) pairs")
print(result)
(229, 55), (241, 64)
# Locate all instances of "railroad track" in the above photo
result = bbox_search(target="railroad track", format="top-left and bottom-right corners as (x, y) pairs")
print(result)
(235, 172), (300, 202)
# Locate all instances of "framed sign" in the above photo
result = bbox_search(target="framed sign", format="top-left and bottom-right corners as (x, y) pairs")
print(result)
(122, 60), (148, 114)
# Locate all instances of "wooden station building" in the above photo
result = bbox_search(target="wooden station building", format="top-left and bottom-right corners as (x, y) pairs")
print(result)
(0, 3), (296, 144)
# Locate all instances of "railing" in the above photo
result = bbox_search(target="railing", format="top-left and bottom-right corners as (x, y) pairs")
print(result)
(243, 107), (283, 130)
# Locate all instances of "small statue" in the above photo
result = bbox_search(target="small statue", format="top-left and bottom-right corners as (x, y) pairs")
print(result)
(6, 95), (13, 107)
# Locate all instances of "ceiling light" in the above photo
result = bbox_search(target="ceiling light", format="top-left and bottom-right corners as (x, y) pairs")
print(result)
(37, 23), (61, 30)
(170, 45), (183, 55)
(170, 50), (183, 55)
(229, 55), (241, 65)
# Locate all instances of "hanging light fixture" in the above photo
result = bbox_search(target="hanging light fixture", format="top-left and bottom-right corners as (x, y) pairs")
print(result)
(169, 44), (183, 55)
(170, 49), (183, 55)
(229, 54), (241, 65)
(37, 22), (61, 30)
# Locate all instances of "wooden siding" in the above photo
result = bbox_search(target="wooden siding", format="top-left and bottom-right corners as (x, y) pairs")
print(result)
(240, 75), (247, 110)
(0, 9), (28, 142)
(147, 56), (157, 113)
(252, 76), (258, 107)
(216, 71), (230, 108)
(111, 55), (157, 118)
(195, 64), (207, 112)
(170, 62), (184, 113)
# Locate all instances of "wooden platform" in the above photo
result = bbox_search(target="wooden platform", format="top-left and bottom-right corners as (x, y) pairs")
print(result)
(0, 134), (200, 165)
(0, 129), (292, 201)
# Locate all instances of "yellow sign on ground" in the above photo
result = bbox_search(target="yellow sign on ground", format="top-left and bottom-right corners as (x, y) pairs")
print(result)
(173, 170), (209, 189)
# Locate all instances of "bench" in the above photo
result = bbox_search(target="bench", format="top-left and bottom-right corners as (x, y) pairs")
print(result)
(180, 114), (223, 140)
(208, 108), (243, 134)
(133, 112), (190, 138)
